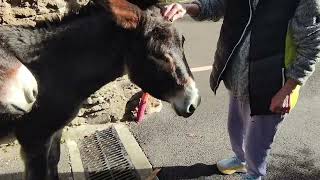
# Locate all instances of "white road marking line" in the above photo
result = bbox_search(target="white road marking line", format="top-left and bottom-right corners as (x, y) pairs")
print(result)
(191, 65), (212, 72)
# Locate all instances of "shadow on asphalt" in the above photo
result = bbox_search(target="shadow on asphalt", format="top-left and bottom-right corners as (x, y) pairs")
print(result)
(1, 161), (319, 180)
(157, 163), (223, 179)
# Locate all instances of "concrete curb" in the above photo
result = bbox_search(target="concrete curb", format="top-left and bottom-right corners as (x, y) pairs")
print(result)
(66, 140), (86, 180)
(113, 124), (153, 180)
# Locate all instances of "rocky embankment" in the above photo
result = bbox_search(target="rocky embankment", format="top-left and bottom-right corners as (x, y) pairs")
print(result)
(1, 0), (90, 27)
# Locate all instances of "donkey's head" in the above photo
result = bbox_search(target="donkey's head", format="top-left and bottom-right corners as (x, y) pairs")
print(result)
(103, 0), (201, 117)
(0, 47), (38, 115)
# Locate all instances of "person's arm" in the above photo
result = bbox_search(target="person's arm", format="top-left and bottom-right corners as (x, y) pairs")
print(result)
(285, 0), (320, 85)
(192, 0), (225, 21)
(270, 0), (320, 114)
(184, 2), (201, 17)
(162, 0), (225, 22)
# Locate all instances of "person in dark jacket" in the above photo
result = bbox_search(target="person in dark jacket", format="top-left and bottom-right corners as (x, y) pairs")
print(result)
(162, 0), (320, 179)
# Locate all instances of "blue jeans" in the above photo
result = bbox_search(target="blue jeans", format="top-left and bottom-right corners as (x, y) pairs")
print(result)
(228, 94), (284, 177)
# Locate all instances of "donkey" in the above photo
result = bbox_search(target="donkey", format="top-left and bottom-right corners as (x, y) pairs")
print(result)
(0, 0), (201, 179)
(0, 44), (38, 115)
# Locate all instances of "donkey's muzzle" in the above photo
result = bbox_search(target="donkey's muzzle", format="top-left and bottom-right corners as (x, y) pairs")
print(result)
(178, 95), (201, 118)
(171, 81), (201, 118)
(0, 64), (38, 115)
(187, 96), (201, 115)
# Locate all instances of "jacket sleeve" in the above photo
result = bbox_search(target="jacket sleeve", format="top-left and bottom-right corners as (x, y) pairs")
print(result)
(286, 0), (320, 85)
(191, 0), (226, 21)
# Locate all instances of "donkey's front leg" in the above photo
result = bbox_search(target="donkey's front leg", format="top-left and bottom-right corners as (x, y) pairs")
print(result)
(20, 140), (51, 180)
(17, 129), (60, 180)
(48, 130), (63, 180)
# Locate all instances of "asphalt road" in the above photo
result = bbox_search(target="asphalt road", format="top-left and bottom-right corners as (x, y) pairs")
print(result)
(129, 19), (320, 180)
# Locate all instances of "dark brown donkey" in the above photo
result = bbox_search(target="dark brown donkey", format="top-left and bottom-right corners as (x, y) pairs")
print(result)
(0, 44), (38, 115)
(0, 0), (201, 179)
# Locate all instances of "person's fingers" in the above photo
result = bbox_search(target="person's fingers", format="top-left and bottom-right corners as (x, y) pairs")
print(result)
(171, 8), (186, 21)
(164, 3), (186, 22)
(282, 106), (289, 113)
(284, 108), (290, 114)
(283, 98), (288, 109)
(283, 95), (291, 114)
(163, 4), (175, 17)
(165, 4), (181, 20)
(287, 95), (291, 112)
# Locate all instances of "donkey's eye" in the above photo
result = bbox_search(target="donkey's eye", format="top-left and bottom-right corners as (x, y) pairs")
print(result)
(153, 53), (165, 60)
(153, 53), (172, 63)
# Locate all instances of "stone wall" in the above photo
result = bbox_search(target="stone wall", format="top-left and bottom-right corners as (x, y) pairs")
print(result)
(0, 0), (90, 26)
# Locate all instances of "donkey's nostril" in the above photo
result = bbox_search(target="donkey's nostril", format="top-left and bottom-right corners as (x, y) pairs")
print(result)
(188, 104), (196, 114)
(32, 89), (38, 99)
(24, 87), (37, 104)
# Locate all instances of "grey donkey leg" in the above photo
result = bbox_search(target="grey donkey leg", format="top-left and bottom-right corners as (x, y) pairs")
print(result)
(48, 130), (63, 180)
(19, 131), (61, 180)
(20, 140), (51, 180)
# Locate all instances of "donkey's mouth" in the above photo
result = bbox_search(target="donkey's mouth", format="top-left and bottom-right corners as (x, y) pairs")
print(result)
(176, 111), (191, 118)
(173, 106), (188, 117)
(172, 103), (196, 118)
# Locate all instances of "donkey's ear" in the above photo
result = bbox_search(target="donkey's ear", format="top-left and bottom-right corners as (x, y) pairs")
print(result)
(96, 0), (142, 29)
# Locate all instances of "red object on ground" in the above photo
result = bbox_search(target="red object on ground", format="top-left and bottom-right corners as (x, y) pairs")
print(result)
(136, 92), (149, 123)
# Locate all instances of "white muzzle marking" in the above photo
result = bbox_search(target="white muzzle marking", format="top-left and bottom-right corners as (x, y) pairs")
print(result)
(0, 64), (38, 114)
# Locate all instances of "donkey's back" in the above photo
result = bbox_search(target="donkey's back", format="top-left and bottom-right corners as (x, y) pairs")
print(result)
(0, 7), (126, 66)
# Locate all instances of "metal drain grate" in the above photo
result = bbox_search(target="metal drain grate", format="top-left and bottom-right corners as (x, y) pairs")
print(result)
(79, 127), (139, 180)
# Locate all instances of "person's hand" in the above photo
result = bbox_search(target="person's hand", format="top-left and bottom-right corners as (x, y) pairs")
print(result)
(162, 3), (187, 22)
(270, 89), (291, 114)
(270, 79), (298, 114)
